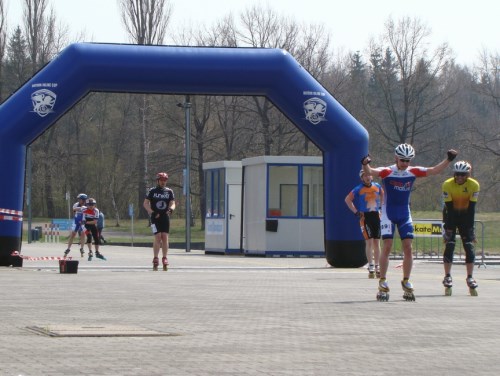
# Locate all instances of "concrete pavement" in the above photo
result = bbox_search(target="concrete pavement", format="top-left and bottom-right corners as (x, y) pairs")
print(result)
(1, 242), (499, 375)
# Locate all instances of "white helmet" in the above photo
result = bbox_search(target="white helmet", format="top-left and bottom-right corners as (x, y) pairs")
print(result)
(453, 160), (471, 173)
(394, 143), (415, 159)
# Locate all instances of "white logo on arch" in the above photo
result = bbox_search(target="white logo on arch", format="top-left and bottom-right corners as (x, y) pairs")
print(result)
(303, 97), (327, 125)
(31, 89), (57, 117)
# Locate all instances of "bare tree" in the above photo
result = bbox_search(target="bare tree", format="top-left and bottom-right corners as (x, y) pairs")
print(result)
(21, 0), (67, 217)
(119, 0), (172, 44)
(236, 5), (330, 156)
(23, 0), (64, 71)
(119, 0), (173, 218)
(0, 0), (7, 101)
(177, 16), (241, 230)
(366, 16), (457, 155)
(480, 52), (500, 110)
(472, 50), (500, 157)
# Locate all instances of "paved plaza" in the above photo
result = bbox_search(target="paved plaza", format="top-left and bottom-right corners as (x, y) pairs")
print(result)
(1, 242), (499, 376)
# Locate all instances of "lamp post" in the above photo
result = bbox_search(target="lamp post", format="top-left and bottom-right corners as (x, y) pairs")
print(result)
(177, 95), (192, 253)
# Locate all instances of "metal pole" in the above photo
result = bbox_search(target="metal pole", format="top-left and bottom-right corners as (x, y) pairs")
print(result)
(129, 203), (134, 247)
(67, 192), (71, 220)
(178, 96), (192, 253)
(185, 95), (192, 253)
(131, 211), (134, 247)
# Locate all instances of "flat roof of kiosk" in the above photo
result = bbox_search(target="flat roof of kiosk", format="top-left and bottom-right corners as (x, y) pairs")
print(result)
(202, 160), (242, 170)
(242, 155), (323, 166)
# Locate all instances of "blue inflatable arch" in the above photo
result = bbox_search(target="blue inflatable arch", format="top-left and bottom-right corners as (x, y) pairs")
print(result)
(0, 43), (368, 267)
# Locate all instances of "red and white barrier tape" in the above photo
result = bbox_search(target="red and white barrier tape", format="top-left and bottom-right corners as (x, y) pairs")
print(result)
(0, 208), (23, 216)
(0, 215), (23, 222)
(22, 256), (72, 261)
(10, 251), (71, 261)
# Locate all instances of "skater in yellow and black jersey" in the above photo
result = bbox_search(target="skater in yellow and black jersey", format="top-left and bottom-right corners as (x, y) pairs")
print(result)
(442, 161), (480, 296)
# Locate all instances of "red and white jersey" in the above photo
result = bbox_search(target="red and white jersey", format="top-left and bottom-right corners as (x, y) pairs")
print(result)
(82, 207), (100, 223)
(378, 164), (427, 220)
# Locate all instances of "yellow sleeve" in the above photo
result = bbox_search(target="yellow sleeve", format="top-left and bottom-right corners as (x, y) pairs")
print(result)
(468, 178), (480, 203)
(442, 178), (454, 203)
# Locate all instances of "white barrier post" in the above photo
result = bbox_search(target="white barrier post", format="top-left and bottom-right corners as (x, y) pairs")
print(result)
(44, 223), (60, 243)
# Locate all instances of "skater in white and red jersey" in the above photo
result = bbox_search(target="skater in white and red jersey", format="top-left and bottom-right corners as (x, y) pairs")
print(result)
(362, 144), (457, 301)
(83, 198), (106, 261)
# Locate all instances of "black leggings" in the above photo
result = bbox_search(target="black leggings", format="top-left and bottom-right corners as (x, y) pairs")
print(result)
(85, 224), (99, 244)
(443, 223), (475, 264)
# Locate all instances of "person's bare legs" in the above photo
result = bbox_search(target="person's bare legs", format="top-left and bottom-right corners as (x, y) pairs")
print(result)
(64, 231), (77, 256)
(444, 262), (452, 275)
(466, 262), (474, 278)
(379, 239), (392, 279)
(66, 231), (76, 249)
(373, 239), (381, 266)
(365, 239), (373, 266)
(160, 233), (169, 269)
(401, 238), (414, 280)
(153, 233), (161, 259)
(160, 233), (169, 258)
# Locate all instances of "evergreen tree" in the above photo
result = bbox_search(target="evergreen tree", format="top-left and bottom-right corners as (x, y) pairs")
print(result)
(4, 26), (31, 94)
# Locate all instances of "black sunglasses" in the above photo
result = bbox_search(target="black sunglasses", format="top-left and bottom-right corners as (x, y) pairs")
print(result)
(454, 172), (467, 177)
(399, 159), (411, 163)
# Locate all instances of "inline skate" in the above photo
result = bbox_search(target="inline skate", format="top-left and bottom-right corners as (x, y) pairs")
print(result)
(376, 278), (390, 301)
(368, 264), (375, 279)
(443, 275), (453, 296)
(162, 257), (169, 271)
(466, 277), (478, 296)
(401, 279), (416, 301)
(95, 251), (106, 260)
(152, 257), (159, 271)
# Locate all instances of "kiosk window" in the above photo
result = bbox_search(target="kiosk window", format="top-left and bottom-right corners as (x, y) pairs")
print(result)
(268, 165), (298, 217)
(268, 164), (323, 218)
(205, 169), (225, 218)
(303, 165), (323, 217)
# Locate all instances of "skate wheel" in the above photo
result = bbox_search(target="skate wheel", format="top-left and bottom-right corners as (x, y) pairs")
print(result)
(368, 273), (375, 279)
(469, 288), (478, 297)
(403, 292), (416, 301)
(445, 287), (452, 296)
(376, 292), (389, 302)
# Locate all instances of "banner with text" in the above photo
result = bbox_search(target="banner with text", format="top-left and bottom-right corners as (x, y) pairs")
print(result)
(413, 221), (443, 237)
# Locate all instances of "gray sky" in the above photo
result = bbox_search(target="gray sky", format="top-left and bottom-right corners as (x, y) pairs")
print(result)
(6, 0), (499, 66)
